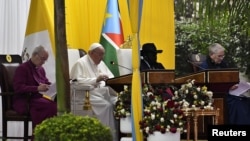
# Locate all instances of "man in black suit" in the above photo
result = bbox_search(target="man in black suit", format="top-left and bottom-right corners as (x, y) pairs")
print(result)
(140, 43), (165, 71)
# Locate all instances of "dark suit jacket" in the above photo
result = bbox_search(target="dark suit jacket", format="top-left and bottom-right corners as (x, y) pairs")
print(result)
(199, 56), (228, 70)
(140, 59), (165, 71)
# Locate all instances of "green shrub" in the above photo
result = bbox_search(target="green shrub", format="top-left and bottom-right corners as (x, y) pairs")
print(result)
(34, 113), (112, 141)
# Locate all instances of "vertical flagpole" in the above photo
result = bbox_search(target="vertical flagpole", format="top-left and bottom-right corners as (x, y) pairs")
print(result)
(129, 0), (143, 140)
(54, 0), (70, 114)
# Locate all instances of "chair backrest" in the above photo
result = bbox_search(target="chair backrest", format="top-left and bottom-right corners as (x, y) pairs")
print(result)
(188, 53), (206, 72)
(0, 54), (22, 112)
(116, 49), (132, 76)
(68, 48), (132, 76)
(67, 49), (86, 79)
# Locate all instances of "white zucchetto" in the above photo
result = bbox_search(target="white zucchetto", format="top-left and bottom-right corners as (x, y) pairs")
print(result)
(89, 43), (103, 51)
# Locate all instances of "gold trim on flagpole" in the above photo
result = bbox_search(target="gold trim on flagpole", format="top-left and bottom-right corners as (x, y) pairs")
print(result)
(120, 35), (132, 48)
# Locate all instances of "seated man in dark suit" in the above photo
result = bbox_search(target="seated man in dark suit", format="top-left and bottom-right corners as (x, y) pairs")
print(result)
(140, 43), (165, 71)
(200, 43), (250, 124)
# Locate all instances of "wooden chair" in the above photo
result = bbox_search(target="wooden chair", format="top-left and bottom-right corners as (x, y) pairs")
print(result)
(0, 54), (32, 141)
(188, 53), (206, 72)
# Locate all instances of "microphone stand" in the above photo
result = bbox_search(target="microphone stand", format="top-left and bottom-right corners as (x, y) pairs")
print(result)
(110, 61), (132, 72)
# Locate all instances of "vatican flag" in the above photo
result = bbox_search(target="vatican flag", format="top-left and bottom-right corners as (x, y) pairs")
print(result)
(22, 0), (56, 85)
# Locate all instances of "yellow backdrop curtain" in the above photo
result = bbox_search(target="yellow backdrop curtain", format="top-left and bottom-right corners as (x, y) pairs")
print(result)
(140, 0), (175, 69)
(65, 0), (174, 69)
(65, 0), (132, 49)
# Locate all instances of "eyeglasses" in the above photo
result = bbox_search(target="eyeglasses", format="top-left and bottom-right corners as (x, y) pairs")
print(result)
(37, 54), (47, 61)
(217, 54), (225, 59)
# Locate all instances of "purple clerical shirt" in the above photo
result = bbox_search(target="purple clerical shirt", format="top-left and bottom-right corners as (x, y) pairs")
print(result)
(12, 59), (51, 114)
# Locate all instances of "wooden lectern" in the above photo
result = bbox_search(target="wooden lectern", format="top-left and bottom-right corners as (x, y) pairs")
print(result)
(106, 70), (175, 92)
(175, 68), (239, 124)
(175, 68), (239, 139)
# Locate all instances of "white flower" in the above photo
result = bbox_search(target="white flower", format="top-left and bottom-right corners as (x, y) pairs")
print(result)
(200, 101), (205, 105)
(193, 94), (198, 99)
(181, 84), (185, 89)
(179, 122), (183, 126)
(145, 127), (149, 133)
(156, 101), (161, 108)
(124, 85), (128, 91)
(170, 119), (174, 123)
(120, 109), (125, 114)
(196, 87), (201, 92)
(173, 114), (178, 118)
(187, 82), (192, 88)
(174, 91), (178, 95)
(147, 91), (154, 97)
(151, 113), (155, 120)
(125, 112), (131, 116)
(191, 79), (195, 84)
(160, 117), (164, 122)
(182, 100), (190, 108)
(206, 91), (213, 98)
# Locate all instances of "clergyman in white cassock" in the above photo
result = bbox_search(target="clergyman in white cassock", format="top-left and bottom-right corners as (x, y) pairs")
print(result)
(70, 43), (118, 141)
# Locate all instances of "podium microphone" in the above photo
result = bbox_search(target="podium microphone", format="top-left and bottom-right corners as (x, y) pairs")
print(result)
(110, 61), (132, 71)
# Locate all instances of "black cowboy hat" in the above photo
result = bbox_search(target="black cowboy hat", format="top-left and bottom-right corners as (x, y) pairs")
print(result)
(141, 43), (163, 54)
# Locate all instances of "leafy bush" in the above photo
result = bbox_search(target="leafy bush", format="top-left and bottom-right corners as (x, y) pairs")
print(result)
(34, 113), (112, 141)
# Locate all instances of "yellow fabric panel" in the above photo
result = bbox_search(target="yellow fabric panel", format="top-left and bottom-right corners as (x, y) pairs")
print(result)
(66, 0), (132, 51)
(65, 0), (107, 50)
(118, 0), (133, 41)
(140, 0), (175, 69)
(25, 0), (55, 53)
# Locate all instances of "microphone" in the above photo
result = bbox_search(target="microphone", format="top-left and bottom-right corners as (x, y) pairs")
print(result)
(110, 61), (132, 71)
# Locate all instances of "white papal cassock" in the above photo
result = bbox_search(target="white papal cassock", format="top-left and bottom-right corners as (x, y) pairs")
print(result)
(70, 54), (118, 141)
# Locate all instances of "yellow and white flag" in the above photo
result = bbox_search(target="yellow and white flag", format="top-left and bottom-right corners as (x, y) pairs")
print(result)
(22, 0), (55, 84)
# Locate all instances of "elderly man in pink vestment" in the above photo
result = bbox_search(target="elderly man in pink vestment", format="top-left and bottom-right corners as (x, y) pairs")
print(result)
(12, 45), (57, 140)
(70, 43), (118, 141)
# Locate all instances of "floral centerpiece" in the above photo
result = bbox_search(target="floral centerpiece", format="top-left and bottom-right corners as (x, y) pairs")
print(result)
(139, 83), (186, 140)
(176, 79), (214, 110)
(114, 79), (214, 140)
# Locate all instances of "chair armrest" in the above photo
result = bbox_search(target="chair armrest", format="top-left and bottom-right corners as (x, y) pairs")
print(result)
(70, 83), (94, 91)
(0, 92), (15, 96)
(1, 91), (31, 115)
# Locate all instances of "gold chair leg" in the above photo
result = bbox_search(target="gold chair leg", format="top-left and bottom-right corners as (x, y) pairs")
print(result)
(83, 90), (92, 110)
